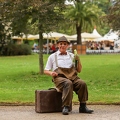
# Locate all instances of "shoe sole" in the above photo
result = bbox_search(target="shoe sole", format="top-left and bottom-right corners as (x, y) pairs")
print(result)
(62, 112), (69, 115)
(79, 111), (93, 114)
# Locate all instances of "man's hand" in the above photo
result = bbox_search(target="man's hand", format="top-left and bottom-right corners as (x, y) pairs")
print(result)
(74, 55), (80, 61)
(50, 71), (58, 77)
(44, 70), (58, 77)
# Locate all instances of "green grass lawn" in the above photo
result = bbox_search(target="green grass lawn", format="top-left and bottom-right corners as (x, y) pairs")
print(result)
(0, 53), (120, 105)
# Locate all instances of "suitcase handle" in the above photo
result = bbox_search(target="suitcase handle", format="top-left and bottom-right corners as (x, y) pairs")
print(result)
(48, 87), (61, 92)
(48, 88), (57, 91)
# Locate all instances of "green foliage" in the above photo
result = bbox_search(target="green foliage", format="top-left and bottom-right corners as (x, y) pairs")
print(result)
(2, 44), (31, 56)
(0, 0), (66, 74)
(106, 0), (120, 30)
(0, 0), (66, 34)
(59, 0), (111, 35)
(65, 1), (102, 44)
(92, 0), (111, 14)
(0, 15), (12, 55)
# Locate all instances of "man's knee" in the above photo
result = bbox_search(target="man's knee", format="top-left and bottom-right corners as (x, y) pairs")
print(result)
(82, 81), (87, 86)
(64, 80), (73, 88)
(78, 80), (87, 88)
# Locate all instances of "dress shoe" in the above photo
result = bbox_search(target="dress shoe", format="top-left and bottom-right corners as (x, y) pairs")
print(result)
(62, 106), (69, 115)
(79, 103), (94, 114)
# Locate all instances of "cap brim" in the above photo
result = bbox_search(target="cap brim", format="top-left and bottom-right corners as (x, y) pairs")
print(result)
(57, 41), (70, 44)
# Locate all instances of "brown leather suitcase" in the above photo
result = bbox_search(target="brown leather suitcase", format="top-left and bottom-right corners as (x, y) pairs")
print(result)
(35, 89), (62, 113)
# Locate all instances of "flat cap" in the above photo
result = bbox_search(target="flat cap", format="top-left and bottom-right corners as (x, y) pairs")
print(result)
(57, 36), (70, 44)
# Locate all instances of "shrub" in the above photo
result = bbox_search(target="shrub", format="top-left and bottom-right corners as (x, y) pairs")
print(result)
(2, 44), (31, 56)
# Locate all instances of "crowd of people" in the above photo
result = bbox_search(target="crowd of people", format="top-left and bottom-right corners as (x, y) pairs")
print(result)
(32, 40), (116, 54)
(86, 41), (114, 50)
(42, 42), (72, 54)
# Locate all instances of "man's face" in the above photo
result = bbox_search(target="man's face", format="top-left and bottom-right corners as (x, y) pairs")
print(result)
(57, 42), (69, 53)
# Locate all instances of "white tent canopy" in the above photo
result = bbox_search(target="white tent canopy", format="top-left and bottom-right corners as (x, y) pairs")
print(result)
(82, 32), (100, 39)
(12, 32), (71, 40)
(12, 31), (102, 41)
(95, 36), (115, 42)
(12, 36), (22, 40)
(95, 29), (119, 42)
(104, 33), (118, 40)
(92, 28), (102, 38)
(43, 32), (71, 40)
(12, 34), (39, 40)
(69, 32), (101, 41)
(25, 34), (38, 40)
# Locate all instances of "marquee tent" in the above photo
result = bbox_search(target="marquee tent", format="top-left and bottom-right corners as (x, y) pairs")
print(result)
(92, 28), (102, 38)
(69, 32), (100, 41)
(42, 32), (71, 40)
(82, 32), (100, 39)
(12, 34), (38, 40)
(96, 29), (118, 42)
(12, 32), (71, 40)
(12, 36), (23, 40)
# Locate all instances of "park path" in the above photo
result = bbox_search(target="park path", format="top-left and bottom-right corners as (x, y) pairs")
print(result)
(0, 105), (120, 120)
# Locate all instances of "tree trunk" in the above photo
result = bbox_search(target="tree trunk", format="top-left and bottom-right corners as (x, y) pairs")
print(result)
(38, 24), (44, 74)
(74, 24), (86, 54)
(72, 44), (86, 55)
(76, 24), (82, 45)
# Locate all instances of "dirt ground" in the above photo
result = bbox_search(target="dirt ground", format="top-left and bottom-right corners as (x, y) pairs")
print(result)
(0, 105), (120, 120)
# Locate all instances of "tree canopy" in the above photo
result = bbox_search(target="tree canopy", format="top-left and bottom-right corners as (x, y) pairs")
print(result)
(106, 0), (120, 30)
(65, 1), (104, 44)
(0, 0), (66, 74)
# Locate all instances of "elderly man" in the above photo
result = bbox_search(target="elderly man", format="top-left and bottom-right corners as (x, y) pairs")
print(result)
(44, 36), (93, 115)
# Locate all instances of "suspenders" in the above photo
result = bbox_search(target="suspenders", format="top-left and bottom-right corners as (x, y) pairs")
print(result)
(55, 52), (58, 68)
(55, 52), (73, 68)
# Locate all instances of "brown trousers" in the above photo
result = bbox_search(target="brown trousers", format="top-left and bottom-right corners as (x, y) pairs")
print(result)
(52, 66), (88, 107)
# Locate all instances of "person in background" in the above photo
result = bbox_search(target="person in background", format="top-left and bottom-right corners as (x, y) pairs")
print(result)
(51, 43), (57, 53)
(33, 42), (38, 50)
(110, 43), (114, 50)
(44, 36), (93, 115)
